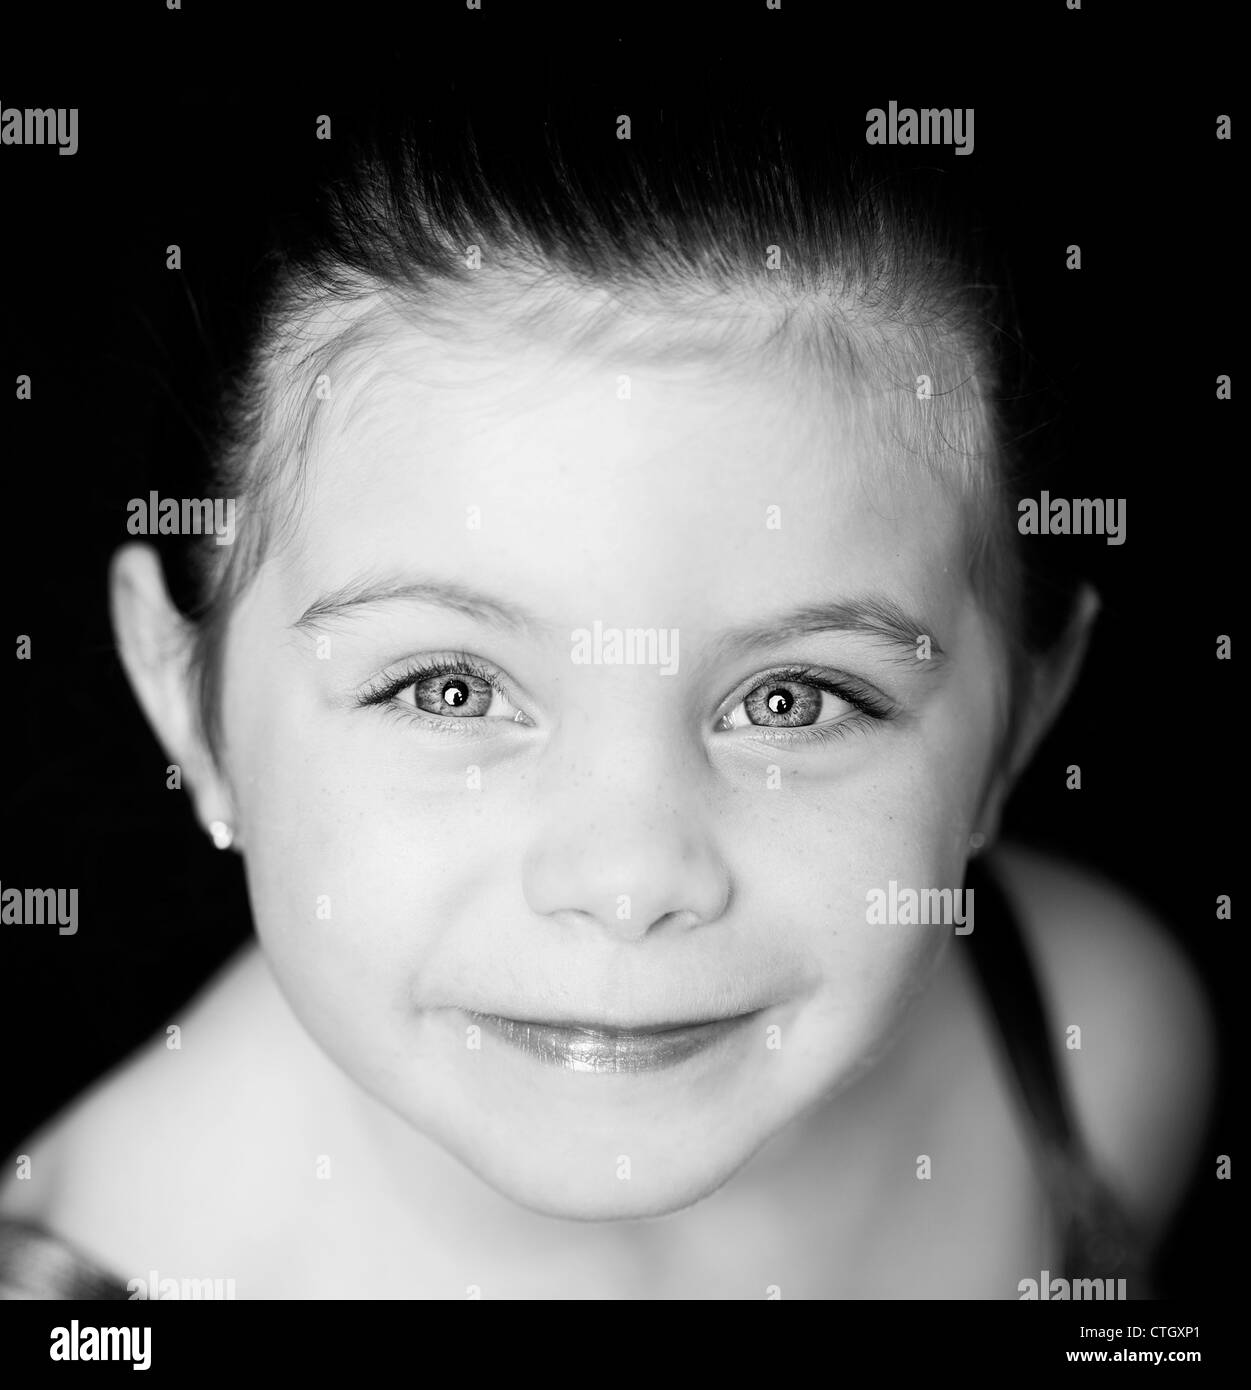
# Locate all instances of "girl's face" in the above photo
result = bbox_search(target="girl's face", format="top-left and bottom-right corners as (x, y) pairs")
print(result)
(219, 320), (1007, 1220)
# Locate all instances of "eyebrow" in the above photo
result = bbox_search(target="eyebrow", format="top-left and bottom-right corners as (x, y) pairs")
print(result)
(292, 575), (546, 634)
(712, 596), (946, 665)
(291, 574), (945, 663)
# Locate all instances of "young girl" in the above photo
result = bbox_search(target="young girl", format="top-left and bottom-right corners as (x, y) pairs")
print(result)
(0, 106), (1215, 1300)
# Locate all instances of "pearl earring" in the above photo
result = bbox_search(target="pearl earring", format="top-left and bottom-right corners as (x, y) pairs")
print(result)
(209, 820), (234, 851)
(969, 831), (987, 854)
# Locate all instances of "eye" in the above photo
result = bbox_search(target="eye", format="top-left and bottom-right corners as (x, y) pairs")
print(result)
(358, 656), (531, 728)
(717, 667), (896, 745)
(721, 677), (853, 730)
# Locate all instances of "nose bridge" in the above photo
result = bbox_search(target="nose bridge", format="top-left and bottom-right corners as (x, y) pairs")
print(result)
(522, 718), (730, 937)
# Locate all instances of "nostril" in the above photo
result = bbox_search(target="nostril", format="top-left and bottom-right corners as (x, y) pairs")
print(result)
(650, 909), (705, 934)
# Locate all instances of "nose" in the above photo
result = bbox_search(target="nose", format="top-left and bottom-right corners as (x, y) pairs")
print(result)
(522, 736), (731, 942)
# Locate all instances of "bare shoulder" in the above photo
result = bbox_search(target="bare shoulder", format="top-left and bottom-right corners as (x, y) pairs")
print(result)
(0, 944), (301, 1275)
(989, 841), (1218, 1237)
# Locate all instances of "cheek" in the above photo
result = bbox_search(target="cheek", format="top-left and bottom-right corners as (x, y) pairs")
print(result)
(228, 707), (503, 1032)
(766, 802), (949, 1035)
(740, 723), (992, 1067)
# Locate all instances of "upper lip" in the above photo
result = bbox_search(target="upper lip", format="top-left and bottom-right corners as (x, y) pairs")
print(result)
(467, 1009), (761, 1035)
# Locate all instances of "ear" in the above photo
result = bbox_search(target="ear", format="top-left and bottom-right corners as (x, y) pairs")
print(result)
(974, 582), (1101, 850)
(109, 542), (236, 841)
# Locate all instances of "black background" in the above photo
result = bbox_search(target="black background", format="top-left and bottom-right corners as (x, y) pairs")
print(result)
(0, 11), (1238, 1303)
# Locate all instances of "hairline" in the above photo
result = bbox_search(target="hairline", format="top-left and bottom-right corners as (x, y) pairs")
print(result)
(191, 265), (1018, 760)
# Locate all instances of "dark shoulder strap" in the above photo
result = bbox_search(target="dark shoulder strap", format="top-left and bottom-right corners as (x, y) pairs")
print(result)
(0, 1218), (132, 1300)
(962, 856), (1151, 1293)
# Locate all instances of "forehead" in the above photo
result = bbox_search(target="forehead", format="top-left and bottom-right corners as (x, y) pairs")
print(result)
(275, 321), (973, 632)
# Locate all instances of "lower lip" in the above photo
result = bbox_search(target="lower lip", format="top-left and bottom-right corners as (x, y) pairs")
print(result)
(468, 1011), (760, 1074)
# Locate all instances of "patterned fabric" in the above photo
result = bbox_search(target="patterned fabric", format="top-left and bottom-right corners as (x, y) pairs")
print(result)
(0, 1219), (130, 1299)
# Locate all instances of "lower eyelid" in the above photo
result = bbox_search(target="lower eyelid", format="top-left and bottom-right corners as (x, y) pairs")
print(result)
(377, 705), (878, 748)
(793, 712), (879, 744)
(379, 704), (501, 737)
(731, 710), (879, 745)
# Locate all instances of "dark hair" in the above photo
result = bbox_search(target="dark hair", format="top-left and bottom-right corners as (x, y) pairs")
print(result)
(185, 105), (1082, 761)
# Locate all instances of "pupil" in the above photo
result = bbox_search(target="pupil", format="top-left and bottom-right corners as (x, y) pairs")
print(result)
(767, 688), (793, 715)
(443, 680), (469, 708)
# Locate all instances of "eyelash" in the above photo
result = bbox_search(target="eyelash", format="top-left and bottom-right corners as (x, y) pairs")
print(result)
(721, 666), (897, 748)
(357, 654), (520, 737)
(355, 657), (897, 746)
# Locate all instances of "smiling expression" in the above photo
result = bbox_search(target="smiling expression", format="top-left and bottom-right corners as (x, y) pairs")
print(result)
(214, 321), (1008, 1219)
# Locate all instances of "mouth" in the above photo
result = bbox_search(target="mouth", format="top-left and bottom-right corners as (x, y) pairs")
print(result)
(466, 1009), (763, 1074)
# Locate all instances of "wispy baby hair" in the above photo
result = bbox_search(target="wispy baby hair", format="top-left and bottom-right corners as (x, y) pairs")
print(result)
(189, 103), (1069, 759)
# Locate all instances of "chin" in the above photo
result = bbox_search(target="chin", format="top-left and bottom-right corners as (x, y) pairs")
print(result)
(454, 1131), (758, 1223)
